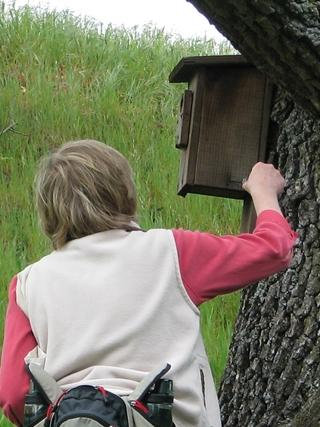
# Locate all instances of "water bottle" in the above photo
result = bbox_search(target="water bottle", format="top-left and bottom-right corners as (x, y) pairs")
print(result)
(145, 379), (174, 427)
(23, 379), (47, 426)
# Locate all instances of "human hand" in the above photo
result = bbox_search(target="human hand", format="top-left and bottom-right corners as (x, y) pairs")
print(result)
(242, 162), (285, 197)
(242, 162), (285, 216)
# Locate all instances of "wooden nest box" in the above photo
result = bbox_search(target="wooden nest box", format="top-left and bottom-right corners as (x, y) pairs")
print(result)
(169, 55), (273, 231)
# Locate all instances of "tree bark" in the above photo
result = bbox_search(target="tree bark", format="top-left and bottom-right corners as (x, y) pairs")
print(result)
(185, 0), (320, 425)
(188, 0), (320, 117)
(219, 93), (320, 426)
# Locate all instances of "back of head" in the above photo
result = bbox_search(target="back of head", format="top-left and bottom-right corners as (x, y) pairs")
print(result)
(35, 139), (137, 249)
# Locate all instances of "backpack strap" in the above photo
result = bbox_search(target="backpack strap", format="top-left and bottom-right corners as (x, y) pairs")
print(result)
(128, 363), (171, 402)
(26, 362), (64, 404)
(125, 363), (172, 427)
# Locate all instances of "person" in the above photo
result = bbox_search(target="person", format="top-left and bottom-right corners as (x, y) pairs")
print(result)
(0, 139), (297, 427)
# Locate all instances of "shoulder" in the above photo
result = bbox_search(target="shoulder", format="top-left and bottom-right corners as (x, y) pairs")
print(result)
(125, 228), (182, 263)
(15, 264), (35, 314)
(131, 227), (174, 241)
(16, 252), (54, 313)
(131, 228), (176, 251)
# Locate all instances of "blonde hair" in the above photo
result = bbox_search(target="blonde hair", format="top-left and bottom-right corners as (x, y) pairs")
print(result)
(35, 139), (137, 249)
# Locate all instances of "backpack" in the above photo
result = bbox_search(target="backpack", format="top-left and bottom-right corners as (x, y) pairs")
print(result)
(23, 362), (174, 427)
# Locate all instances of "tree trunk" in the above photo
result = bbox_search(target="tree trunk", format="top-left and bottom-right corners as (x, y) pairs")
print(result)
(219, 93), (320, 426)
(186, 0), (320, 424)
(188, 0), (320, 117)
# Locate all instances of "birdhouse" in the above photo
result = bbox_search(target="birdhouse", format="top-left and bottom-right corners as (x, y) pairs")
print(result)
(169, 55), (274, 231)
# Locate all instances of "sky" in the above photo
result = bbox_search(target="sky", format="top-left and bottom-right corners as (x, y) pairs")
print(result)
(5, 0), (226, 42)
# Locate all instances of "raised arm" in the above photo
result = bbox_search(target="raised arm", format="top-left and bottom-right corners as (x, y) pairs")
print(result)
(173, 163), (298, 306)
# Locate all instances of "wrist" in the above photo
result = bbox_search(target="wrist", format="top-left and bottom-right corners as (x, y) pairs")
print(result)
(251, 192), (283, 216)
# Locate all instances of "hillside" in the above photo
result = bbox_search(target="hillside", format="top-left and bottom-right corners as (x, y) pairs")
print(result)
(0, 5), (240, 426)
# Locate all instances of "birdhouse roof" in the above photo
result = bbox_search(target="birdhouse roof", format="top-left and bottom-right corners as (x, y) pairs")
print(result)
(169, 55), (250, 83)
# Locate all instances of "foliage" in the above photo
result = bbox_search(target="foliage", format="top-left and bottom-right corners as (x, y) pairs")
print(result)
(0, 5), (240, 426)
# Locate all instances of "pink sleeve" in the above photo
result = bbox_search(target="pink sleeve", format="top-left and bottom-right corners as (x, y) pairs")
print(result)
(0, 276), (37, 426)
(173, 210), (298, 306)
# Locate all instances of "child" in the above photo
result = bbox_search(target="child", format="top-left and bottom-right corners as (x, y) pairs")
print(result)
(0, 139), (297, 427)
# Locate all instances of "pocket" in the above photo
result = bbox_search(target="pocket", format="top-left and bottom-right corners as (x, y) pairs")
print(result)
(199, 368), (207, 409)
(197, 357), (221, 427)
(48, 386), (129, 427)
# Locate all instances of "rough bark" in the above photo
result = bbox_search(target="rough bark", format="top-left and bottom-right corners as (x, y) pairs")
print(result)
(188, 0), (320, 117)
(219, 93), (320, 426)
(185, 0), (320, 425)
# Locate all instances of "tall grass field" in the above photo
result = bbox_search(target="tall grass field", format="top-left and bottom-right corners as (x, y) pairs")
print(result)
(0, 5), (241, 426)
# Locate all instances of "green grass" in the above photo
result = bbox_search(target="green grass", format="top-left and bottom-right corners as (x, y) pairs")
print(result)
(0, 4), (240, 426)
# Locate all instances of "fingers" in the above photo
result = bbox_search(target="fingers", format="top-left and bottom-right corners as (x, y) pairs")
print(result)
(243, 162), (285, 196)
(241, 177), (248, 192)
